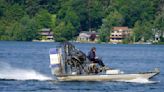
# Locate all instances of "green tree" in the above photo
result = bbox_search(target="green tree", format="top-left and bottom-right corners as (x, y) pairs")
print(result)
(133, 21), (154, 42)
(86, 0), (103, 30)
(4, 4), (26, 21)
(20, 16), (39, 41)
(51, 14), (57, 28)
(55, 0), (80, 41)
(54, 21), (75, 42)
(0, 24), (5, 40)
(6, 22), (26, 41)
(24, 0), (40, 17)
(0, 0), (162, 43)
(99, 10), (124, 42)
(109, 0), (158, 27)
(35, 9), (52, 28)
(57, 0), (80, 29)
(2, 16), (39, 41)
(72, 0), (104, 31)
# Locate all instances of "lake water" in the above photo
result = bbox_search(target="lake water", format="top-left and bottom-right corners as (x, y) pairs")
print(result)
(0, 41), (163, 92)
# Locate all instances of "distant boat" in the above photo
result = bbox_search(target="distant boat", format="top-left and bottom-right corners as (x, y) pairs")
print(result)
(49, 42), (159, 82)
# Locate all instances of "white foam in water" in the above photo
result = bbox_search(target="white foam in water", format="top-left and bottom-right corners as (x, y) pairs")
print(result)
(117, 77), (158, 84)
(0, 62), (52, 81)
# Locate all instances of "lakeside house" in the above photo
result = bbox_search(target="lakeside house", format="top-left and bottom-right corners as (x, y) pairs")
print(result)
(39, 28), (54, 42)
(154, 30), (164, 42)
(154, 32), (160, 42)
(76, 31), (99, 43)
(110, 27), (132, 43)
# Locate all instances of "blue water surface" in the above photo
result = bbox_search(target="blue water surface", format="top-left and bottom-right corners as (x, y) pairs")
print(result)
(0, 41), (163, 92)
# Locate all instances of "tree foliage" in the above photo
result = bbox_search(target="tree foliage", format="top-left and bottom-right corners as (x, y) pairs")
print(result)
(0, 0), (163, 42)
(99, 10), (123, 42)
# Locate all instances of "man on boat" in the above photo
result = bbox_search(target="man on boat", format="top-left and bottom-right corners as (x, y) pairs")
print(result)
(87, 47), (106, 68)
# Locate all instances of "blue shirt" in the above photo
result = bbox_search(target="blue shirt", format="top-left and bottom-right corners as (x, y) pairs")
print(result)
(87, 50), (95, 61)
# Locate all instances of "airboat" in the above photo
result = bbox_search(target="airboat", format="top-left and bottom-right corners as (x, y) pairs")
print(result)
(49, 42), (159, 82)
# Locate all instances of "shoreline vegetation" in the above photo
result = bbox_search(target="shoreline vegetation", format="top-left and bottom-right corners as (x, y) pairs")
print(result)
(0, 0), (164, 44)
(1, 40), (164, 45)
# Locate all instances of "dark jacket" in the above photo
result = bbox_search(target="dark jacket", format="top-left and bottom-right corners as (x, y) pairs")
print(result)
(87, 50), (95, 61)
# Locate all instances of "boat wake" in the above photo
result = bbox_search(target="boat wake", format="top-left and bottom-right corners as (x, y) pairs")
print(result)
(0, 62), (53, 81)
(117, 78), (159, 84)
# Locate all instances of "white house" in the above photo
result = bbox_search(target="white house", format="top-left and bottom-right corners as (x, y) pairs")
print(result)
(77, 31), (99, 43)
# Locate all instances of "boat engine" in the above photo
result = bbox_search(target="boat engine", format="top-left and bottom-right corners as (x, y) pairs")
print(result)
(50, 42), (104, 75)
(64, 42), (87, 74)
(49, 48), (62, 76)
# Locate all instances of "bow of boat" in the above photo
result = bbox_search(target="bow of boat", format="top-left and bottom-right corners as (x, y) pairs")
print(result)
(139, 68), (160, 79)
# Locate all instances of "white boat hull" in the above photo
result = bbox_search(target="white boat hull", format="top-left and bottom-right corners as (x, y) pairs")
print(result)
(56, 70), (159, 81)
